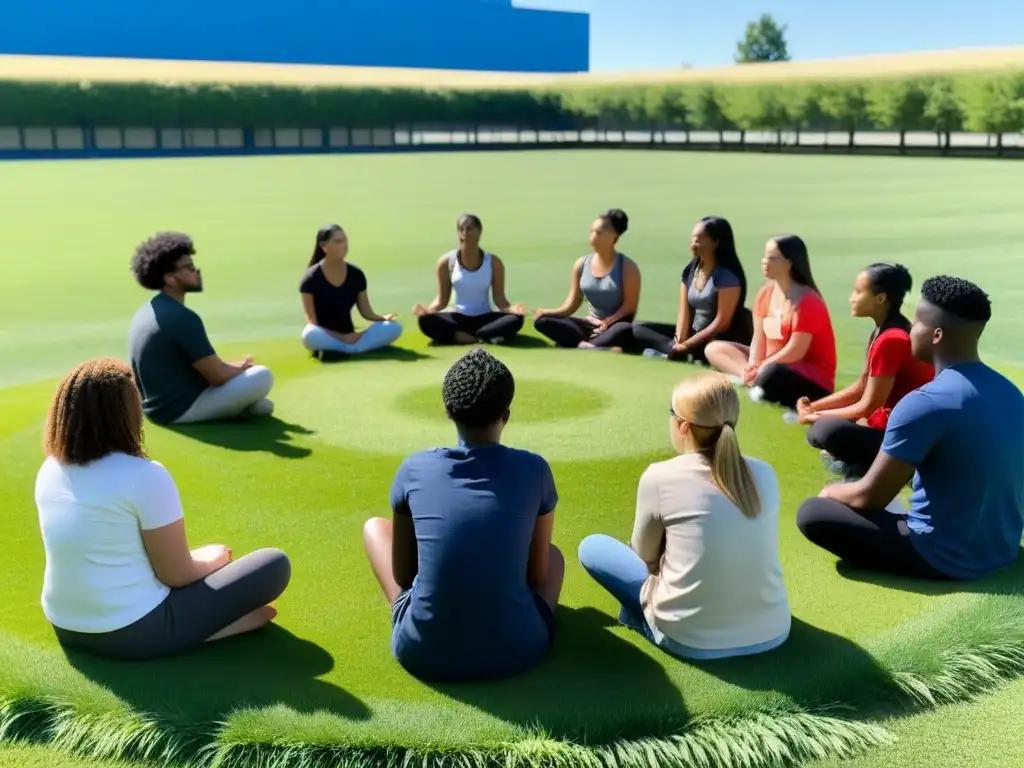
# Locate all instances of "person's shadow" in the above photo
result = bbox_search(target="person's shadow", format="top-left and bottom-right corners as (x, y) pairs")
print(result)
(63, 624), (370, 735)
(165, 417), (315, 459)
(316, 347), (431, 364)
(689, 617), (895, 713)
(834, 547), (1024, 598)
(430, 606), (689, 744)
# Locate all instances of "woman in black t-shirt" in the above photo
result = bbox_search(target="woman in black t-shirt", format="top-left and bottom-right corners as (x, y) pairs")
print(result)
(300, 224), (402, 360)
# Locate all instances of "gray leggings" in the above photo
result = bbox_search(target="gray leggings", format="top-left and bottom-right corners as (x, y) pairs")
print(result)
(53, 548), (291, 660)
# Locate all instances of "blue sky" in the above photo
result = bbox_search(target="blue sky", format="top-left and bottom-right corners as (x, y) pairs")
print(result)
(520, 0), (1021, 71)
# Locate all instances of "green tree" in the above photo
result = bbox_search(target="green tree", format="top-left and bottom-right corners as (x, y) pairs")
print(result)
(922, 78), (964, 153)
(646, 86), (691, 142)
(723, 84), (791, 147)
(781, 82), (825, 144)
(735, 14), (790, 63)
(959, 72), (1024, 155)
(819, 82), (868, 150)
(687, 85), (732, 144)
(865, 78), (927, 152)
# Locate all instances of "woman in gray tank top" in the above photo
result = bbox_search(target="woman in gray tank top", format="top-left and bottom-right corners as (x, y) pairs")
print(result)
(631, 216), (753, 362)
(534, 209), (642, 349)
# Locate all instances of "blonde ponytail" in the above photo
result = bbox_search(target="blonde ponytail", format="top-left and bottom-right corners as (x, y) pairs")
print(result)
(670, 371), (762, 519)
(709, 423), (761, 518)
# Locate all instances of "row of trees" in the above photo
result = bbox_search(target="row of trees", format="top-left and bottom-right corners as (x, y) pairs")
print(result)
(1, 70), (1021, 146)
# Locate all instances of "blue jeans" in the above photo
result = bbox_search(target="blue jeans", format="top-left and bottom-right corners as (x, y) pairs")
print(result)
(302, 321), (403, 355)
(577, 534), (789, 661)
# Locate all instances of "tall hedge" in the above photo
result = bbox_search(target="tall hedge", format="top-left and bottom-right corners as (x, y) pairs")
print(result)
(1, 70), (1022, 142)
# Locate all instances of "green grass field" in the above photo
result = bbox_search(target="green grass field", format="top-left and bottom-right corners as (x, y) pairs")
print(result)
(1, 150), (1022, 768)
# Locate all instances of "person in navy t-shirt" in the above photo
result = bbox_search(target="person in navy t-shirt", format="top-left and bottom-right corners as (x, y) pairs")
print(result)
(796, 275), (1023, 580)
(362, 348), (565, 682)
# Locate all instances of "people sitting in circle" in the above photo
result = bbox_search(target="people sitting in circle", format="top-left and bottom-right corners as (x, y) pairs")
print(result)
(797, 276), (1024, 580)
(35, 359), (291, 660)
(128, 232), (275, 425)
(413, 214), (527, 345)
(533, 209), (641, 350)
(362, 348), (565, 682)
(799, 263), (934, 479)
(705, 235), (837, 411)
(300, 224), (402, 361)
(632, 216), (753, 362)
(578, 372), (790, 660)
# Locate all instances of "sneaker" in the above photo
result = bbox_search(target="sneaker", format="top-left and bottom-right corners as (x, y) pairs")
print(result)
(246, 398), (275, 417)
(727, 375), (745, 386)
(748, 385), (766, 403)
(642, 348), (668, 360)
(781, 409), (800, 424)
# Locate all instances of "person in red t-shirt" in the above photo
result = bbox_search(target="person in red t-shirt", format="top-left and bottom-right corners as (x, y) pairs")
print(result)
(706, 234), (837, 410)
(798, 263), (935, 477)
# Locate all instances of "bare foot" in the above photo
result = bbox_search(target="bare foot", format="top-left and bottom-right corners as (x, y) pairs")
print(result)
(205, 605), (278, 643)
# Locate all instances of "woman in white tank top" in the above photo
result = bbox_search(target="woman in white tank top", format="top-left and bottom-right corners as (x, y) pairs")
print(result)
(413, 214), (527, 345)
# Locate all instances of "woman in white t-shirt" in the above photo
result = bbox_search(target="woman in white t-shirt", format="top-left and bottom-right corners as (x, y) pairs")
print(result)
(35, 357), (291, 660)
(578, 371), (791, 660)
(412, 214), (527, 345)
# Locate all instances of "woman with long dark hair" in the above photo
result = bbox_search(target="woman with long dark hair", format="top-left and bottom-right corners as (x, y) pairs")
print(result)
(631, 216), (753, 362)
(300, 224), (402, 360)
(35, 358), (290, 660)
(705, 234), (837, 409)
(799, 263), (934, 477)
(533, 209), (641, 350)
(413, 214), (527, 345)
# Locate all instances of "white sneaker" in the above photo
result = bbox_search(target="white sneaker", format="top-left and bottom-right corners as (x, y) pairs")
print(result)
(748, 386), (766, 403)
(246, 398), (275, 417)
(781, 409), (799, 424)
(727, 375), (745, 386)
(642, 348), (668, 360)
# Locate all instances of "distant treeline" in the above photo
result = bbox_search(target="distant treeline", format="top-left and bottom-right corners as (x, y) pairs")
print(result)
(2, 69), (1022, 149)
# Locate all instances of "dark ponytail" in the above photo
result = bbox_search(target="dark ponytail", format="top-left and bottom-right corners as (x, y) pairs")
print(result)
(864, 262), (913, 334)
(600, 208), (629, 239)
(309, 224), (342, 267)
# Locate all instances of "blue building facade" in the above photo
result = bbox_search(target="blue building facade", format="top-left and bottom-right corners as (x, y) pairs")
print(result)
(0, 0), (589, 72)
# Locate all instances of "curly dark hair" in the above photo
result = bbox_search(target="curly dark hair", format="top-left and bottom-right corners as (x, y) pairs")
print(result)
(131, 232), (195, 290)
(921, 275), (992, 323)
(44, 358), (146, 466)
(442, 348), (515, 430)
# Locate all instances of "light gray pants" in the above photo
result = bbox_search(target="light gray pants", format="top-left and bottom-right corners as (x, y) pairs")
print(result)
(173, 365), (274, 424)
(301, 322), (403, 355)
(53, 548), (291, 660)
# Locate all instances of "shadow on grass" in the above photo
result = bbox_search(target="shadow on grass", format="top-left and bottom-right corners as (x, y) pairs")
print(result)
(63, 624), (370, 726)
(165, 416), (315, 459)
(690, 617), (893, 707)
(317, 347), (431, 364)
(835, 548), (1024, 597)
(431, 606), (689, 743)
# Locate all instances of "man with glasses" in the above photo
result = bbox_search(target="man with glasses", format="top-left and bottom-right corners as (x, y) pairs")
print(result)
(128, 232), (274, 425)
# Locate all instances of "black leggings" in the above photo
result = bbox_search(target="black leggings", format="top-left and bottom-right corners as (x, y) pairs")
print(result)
(533, 314), (635, 349)
(796, 499), (949, 579)
(418, 311), (524, 345)
(631, 316), (754, 362)
(807, 417), (884, 472)
(756, 363), (832, 409)
(53, 548), (292, 660)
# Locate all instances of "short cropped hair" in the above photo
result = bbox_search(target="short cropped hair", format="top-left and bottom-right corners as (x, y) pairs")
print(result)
(44, 358), (146, 466)
(442, 348), (515, 430)
(920, 275), (992, 323)
(131, 232), (195, 290)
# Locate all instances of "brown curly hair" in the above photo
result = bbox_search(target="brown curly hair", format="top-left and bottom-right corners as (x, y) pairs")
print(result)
(44, 358), (147, 465)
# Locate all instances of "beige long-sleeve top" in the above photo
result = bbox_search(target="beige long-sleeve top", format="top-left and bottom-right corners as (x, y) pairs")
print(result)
(632, 452), (791, 651)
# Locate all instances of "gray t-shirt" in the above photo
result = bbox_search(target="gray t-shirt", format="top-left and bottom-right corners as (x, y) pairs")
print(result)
(686, 266), (741, 333)
(580, 252), (626, 320)
(128, 293), (216, 424)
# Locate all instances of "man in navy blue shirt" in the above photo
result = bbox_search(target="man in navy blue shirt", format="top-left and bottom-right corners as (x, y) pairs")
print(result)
(362, 348), (565, 682)
(797, 275), (1023, 580)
